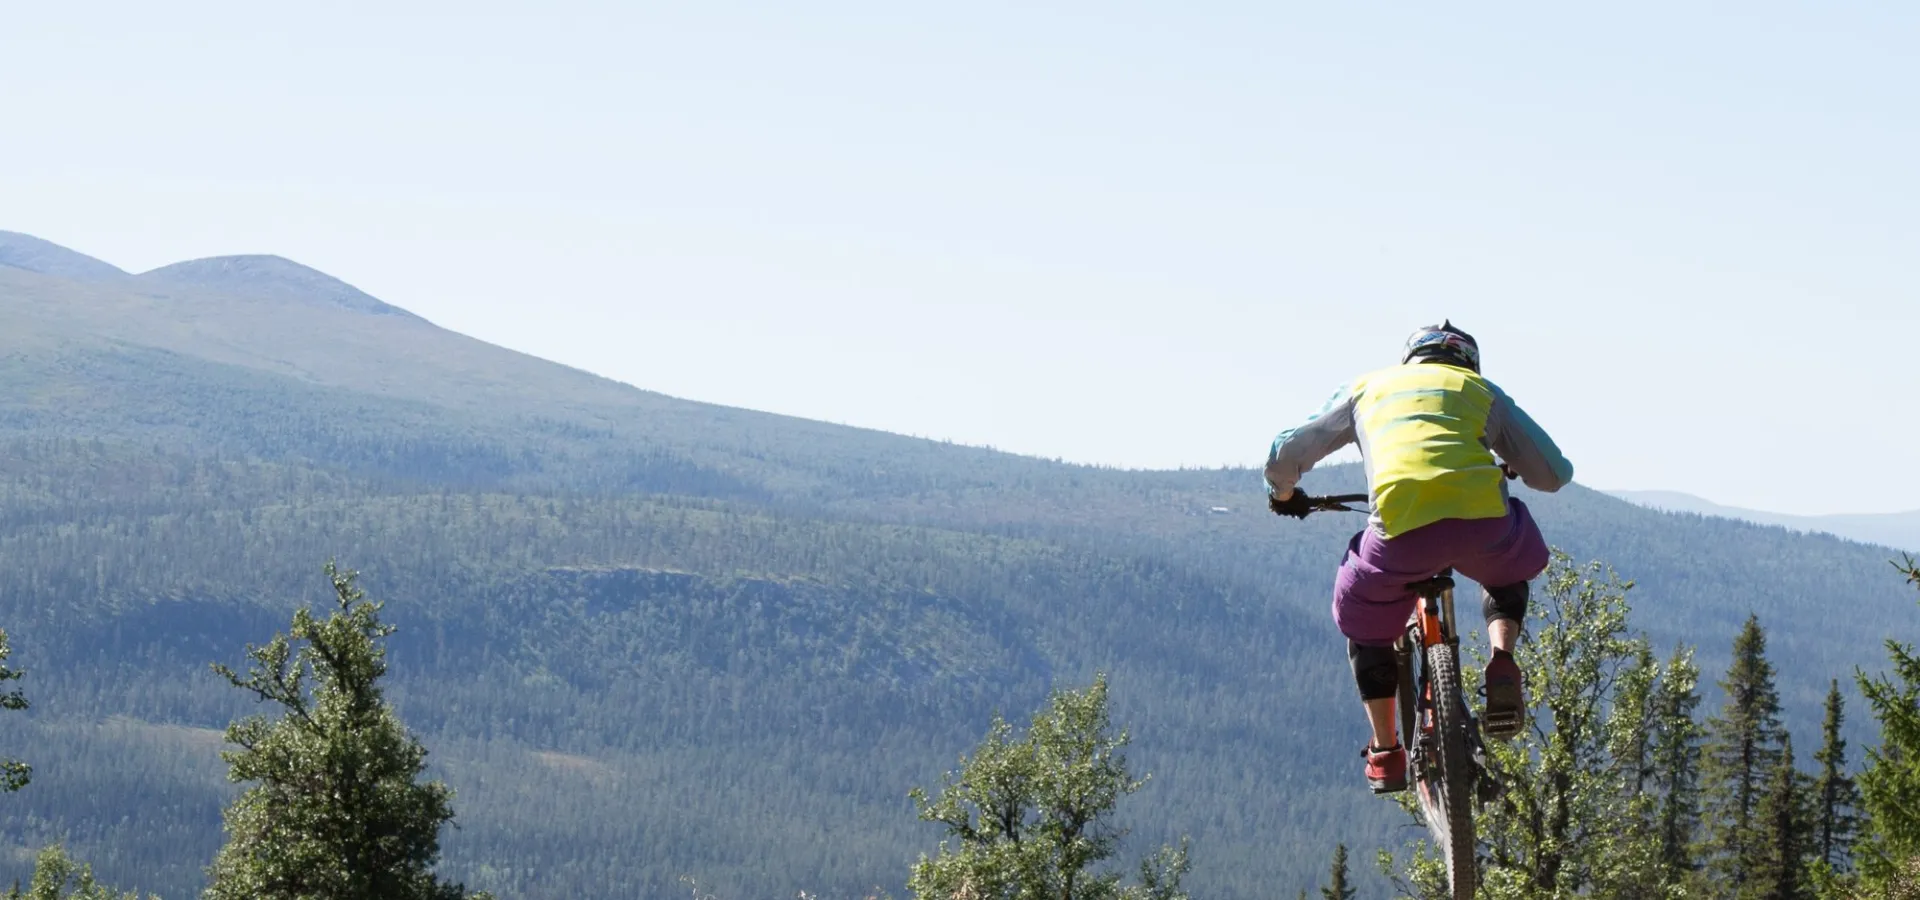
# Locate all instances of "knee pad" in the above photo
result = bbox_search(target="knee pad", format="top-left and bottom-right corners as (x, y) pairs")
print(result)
(1483, 581), (1529, 624)
(1348, 641), (1400, 701)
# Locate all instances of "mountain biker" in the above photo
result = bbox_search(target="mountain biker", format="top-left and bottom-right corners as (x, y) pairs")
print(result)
(1264, 321), (1574, 794)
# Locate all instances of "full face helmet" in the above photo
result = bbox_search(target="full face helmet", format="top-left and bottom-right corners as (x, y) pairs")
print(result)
(1402, 320), (1481, 373)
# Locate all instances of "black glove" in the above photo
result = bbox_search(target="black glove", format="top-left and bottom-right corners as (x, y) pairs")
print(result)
(1268, 489), (1312, 519)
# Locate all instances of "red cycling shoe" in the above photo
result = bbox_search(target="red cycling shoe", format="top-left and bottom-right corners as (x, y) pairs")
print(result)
(1364, 742), (1408, 794)
(1482, 651), (1526, 741)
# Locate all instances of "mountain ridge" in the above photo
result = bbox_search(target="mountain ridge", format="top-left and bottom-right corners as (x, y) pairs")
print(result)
(0, 230), (423, 320)
(0, 230), (130, 281)
(1610, 488), (1920, 552)
(138, 253), (423, 320)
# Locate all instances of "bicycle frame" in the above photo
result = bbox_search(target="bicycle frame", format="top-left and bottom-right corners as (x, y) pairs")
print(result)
(1415, 581), (1456, 649)
(1395, 575), (1461, 775)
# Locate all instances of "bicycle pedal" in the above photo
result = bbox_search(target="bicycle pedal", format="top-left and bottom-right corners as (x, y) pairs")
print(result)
(1481, 710), (1524, 741)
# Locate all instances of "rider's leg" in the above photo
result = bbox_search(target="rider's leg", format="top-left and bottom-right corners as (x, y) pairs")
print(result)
(1350, 641), (1400, 749)
(1334, 526), (1445, 791)
(1452, 498), (1546, 638)
(1364, 698), (1396, 750)
(1483, 581), (1529, 652)
(1447, 500), (1544, 744)
(1488, 618), (1520, 652)
(1351, 640), (1407, 793)
(1480, 581), (1530, 740)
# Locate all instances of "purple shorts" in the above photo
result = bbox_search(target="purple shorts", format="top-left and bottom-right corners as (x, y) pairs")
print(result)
(1333, 498), (1550, 647)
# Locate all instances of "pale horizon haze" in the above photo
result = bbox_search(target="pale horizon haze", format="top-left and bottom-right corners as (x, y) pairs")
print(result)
(2, 2), (1915, 514)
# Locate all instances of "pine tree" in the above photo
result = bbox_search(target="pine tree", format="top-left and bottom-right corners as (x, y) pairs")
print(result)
(1651, 646), (1706, 889)
(1704, 614), (1788, 892)
(1322, 843), (1356, 900)
(1755, 735), (1812, 900)
(1810, 680), (1861, 873)
(203, 563), (489, 900)
(1855, 557), (1920, 889)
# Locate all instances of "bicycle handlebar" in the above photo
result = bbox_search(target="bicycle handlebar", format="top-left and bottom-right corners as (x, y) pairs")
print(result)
(1289, 461), (1519, 517)
(1301, 493), (1370, 514)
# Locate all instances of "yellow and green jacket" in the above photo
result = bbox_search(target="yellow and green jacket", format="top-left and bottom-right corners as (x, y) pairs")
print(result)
(1264, 362), (1574, 538)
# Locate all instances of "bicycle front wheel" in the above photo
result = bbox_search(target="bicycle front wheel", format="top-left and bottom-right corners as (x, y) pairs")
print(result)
(1418, 642), (1478, 900)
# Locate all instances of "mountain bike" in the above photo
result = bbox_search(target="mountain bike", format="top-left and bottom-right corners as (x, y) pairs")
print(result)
(1290, 492), (1498, 900)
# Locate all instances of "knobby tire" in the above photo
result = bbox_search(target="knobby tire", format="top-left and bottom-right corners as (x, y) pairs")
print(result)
(1422, 642), (1478, 900)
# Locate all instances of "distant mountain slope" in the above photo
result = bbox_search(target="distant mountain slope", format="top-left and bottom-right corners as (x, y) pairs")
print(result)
(0, 230), (128, 281)
(0, 230), (1912, 899)
(1611, 489), (1920, 552)
(0, 256), (1124, 502)
(138, 254), (422, 319)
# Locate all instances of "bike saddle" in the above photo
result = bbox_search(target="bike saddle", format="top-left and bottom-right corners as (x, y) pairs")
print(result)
(1406, 573), (1456, 597)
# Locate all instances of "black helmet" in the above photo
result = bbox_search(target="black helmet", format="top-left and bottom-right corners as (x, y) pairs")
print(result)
(1402, 320), (1480, 372)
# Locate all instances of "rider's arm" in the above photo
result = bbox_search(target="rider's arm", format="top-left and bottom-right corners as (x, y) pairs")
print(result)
(1264, 383), (1358, 497)
(1486, 385), (1574, 492)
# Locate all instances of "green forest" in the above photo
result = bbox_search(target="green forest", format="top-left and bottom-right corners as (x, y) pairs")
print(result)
(5, 549), (1918, 899)
(0, 237), (1916, 898)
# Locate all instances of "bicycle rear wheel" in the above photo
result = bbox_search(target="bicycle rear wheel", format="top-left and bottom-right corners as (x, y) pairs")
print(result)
(1418, 642), (1478, 900)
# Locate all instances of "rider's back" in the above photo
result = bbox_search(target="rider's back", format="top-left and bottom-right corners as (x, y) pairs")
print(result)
(1349, 362), (1508, 536)
(1265, 359), (1572, 540)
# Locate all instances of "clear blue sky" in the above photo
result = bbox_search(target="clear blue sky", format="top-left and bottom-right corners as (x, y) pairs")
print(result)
(3, 2), (1915, 514)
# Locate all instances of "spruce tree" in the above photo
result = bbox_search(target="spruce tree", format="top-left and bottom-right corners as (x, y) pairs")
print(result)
(1755, 735), (1812, 900)
(1704, 614), (1788, 892)
(1322, 843), (1355, 900)
(1855, 558), (1920, 889)
(203, 563), (488, 900)
(1810, 679), (1861, 873)
(1651, 646), (1706, 888)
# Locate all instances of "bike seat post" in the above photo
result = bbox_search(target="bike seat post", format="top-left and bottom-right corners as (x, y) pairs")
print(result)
(1407, 574), (1458, 642)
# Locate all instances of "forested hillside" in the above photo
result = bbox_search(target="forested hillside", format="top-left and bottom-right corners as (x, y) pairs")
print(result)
(0, 232), (1911, 898)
